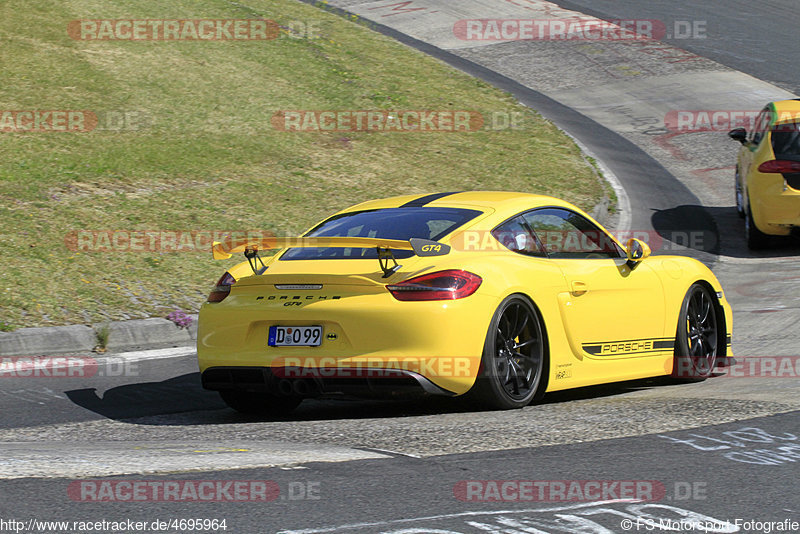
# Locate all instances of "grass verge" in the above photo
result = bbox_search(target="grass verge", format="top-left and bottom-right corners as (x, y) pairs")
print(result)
(0, 0), (610, 328)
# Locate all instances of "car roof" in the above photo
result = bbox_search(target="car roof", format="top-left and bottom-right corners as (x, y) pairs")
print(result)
(771, 99), (800, 123)
(339, 191), (580, 215)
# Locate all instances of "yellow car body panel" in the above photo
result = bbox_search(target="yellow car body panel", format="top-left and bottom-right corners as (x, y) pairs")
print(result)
(197, 192), (733, 399)
(735, 99), (800, 235)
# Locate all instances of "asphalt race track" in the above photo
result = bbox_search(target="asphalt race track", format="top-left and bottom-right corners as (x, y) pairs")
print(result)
(1, 2), (798, 533)
(551, 0), (800, 95)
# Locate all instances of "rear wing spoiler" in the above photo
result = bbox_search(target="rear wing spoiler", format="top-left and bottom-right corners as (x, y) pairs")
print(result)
(211, 237), (451, 277)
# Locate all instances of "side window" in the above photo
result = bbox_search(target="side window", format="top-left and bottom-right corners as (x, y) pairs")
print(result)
(750, 106), (773, 145)
(523, 208), (624, 259)
(491, 215), (545, 256)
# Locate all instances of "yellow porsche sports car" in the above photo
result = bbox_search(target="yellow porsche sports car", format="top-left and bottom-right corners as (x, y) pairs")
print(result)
(729, 99), (800, 249)
(197, 192), (733, 414)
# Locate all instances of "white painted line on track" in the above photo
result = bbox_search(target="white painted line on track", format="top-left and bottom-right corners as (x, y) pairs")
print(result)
(276, 500), (641, 534)
(100, 346), (196, 363)
(0, 441), (390, 479)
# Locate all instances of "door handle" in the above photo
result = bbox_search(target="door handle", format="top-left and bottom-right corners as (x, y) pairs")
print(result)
(571, 281), (588, 296)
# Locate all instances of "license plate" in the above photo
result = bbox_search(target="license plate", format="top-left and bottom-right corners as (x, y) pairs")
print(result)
(268, 326), (323, 347)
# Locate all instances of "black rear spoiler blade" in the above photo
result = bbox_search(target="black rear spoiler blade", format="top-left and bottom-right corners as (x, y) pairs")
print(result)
(211, 236), (450, 276)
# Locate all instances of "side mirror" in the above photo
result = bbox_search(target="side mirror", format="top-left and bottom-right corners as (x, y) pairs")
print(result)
(728, 128), (748, 144)
(626, 238), (651, 269)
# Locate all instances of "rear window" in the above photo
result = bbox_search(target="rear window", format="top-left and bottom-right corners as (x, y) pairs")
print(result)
(280, 207), (482, 260)
(772, 121), (800, 158)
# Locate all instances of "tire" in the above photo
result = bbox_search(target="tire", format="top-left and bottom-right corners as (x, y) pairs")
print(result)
(671, 284), (719, 381)
(745, 206), (770, 250)
(469, 295), (547, 409)
(219, 390), (302, 415)
(735, 169), (745, 219)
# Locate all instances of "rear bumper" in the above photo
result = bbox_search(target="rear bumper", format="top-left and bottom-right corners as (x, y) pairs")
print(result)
(201, 366), (457, 397)
(751, 176), (800, 234)
(197, 288), (495, 396)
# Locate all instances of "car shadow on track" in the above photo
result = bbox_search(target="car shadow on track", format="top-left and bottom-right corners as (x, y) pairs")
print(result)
(65, 372), (685, 424)
(64, 373), (227, 420)
(652, 204), (800, 258)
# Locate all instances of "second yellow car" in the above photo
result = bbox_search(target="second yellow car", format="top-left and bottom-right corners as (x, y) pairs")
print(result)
(730, 99), (800, 249)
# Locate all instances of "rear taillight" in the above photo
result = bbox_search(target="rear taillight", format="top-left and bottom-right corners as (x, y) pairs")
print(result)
(758, 160), (800, 173)
(386, 270), (482, 301)
(207, 272), (236, 302)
